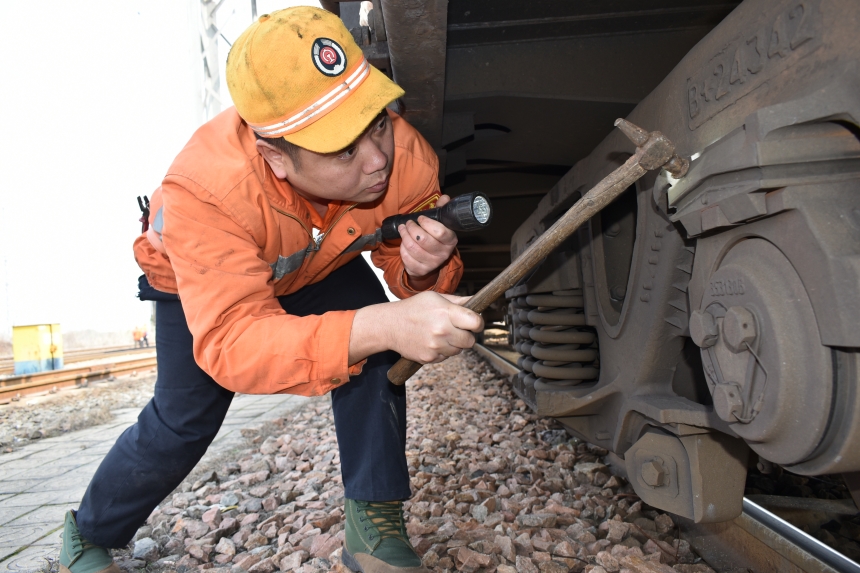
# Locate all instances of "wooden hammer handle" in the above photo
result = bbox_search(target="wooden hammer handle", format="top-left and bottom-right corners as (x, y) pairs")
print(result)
(387, 120), (686, 385)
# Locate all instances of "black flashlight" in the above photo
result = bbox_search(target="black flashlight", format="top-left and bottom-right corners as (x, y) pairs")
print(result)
(380, 192), (492, 241)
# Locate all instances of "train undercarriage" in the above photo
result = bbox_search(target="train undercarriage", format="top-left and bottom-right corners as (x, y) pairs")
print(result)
(334, 0), (860, 522)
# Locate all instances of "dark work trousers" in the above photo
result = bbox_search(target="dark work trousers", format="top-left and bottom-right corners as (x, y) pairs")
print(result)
(76, 256), (410, 548)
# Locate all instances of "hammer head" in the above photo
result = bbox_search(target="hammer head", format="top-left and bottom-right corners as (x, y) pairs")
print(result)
(615, 118), (689, 178)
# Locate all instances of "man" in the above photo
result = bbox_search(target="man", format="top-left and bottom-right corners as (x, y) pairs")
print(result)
(58, 7), (482, 573)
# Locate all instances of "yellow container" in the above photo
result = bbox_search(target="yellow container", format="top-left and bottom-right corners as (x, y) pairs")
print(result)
(12, 324), (63, 375)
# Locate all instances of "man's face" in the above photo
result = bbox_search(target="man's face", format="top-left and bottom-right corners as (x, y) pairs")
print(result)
(273, 111), (394, 205)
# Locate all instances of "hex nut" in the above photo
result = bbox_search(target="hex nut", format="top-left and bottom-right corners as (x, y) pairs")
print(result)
(641, 460), (666, 487)
(689, 310), (718, 348)
(713, 383), (745, 422)
(723, 306), (757, 353)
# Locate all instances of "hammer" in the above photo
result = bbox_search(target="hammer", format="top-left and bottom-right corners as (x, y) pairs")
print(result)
(387, 119), (689, 385)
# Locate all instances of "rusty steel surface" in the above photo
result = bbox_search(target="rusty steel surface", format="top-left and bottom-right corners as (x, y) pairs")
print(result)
(0, 356), (157, 404)
(379, 0), (448, 149)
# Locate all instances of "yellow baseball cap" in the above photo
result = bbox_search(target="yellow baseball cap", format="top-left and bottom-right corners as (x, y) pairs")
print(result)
(226, 6), (405, 154)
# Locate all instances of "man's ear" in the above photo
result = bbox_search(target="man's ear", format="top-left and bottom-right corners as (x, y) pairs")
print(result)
(255, 139), (292, 179)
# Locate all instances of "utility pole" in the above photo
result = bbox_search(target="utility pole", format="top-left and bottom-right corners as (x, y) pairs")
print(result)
(3, 257), (9, 338)
(199, 0), (223, 121)
(197, 1), (263, 121)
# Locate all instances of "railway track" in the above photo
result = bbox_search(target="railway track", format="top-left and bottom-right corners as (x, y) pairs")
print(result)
(0, 345), (154, 376)
(474, 343), (860, 573)
(0, 352), (157, 404)
(2, 339), (856, 570)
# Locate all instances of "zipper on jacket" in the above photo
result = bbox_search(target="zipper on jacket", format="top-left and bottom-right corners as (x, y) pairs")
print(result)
(271, 205), (313, 239)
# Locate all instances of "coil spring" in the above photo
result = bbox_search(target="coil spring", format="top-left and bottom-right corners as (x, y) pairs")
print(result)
(508, 290), (599, 403)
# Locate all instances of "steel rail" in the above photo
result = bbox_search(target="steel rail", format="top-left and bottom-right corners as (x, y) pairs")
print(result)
(0, 345), (154, 375)
(0, 344), (136, 363)
(473, 343), (860, 573)
(0, 355), (157, 404)
(742, 498), (860, 573)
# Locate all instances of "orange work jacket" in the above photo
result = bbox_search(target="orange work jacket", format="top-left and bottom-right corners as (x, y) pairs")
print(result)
(133, 108), (463, 396)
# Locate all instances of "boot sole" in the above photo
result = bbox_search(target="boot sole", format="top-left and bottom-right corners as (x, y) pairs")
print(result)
(341, 549), (429, 573)
(342, 548), (363, 572)
(59, 563), (121, 573)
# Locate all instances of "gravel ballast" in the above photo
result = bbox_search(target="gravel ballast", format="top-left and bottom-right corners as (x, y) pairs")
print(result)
(106, 352), (718, 573)
(0, 371), (157, 453)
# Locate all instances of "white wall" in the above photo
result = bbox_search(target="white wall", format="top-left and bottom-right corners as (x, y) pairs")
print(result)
(0, 0), (331, 338)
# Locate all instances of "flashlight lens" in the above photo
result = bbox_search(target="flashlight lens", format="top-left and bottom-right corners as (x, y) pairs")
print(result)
(472, 196), (491, 224)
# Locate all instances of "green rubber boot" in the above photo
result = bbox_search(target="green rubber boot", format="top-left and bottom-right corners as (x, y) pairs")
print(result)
(342, 499), (429, 573)
(59, 511), (120, 573)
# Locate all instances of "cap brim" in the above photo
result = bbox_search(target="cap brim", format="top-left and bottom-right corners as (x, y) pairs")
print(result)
(283, 66), (405, 154)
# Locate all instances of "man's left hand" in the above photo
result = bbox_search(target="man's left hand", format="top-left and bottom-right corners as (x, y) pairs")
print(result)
(399, 194), (458, 278)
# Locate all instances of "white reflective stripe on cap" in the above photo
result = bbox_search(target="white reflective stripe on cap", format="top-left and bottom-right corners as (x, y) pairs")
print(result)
(252, 58), (370, 138)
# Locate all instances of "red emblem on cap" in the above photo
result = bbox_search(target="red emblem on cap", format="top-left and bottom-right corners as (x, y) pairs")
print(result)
(320, 46), (338, 65)
(312, 38), (347, 77)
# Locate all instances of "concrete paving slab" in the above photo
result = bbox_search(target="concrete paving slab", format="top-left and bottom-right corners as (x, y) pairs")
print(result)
(74, 445), (114, 457)
(0, 468), (26, 481)
(221, 412), (268, 420)
(0, 481), (45, 495)
(4, 506), (68, 530)
(0, 549), (21, 568)
(52, 453), (108, 467)
(4, 443), (55, 456)
(0, 452), (33, 465)
(0, 447), (49, 463)
(0, 542), (57, 572)
(0, 524), (58, 550)
(0, 392), (309, 572)
(45, 426), (103, 440)
(27, 533), (61, 548)
(1, 492), (68, 508)
(11, 456), (81, 478)
(41, 439), (110, 452)
(0, 507), (32, 528)
(45, 489), (88, 507)
(29, 457), (91, 472)
(25, 475), (90, 493)
(0, 458), (54, 473)
(19, 450), (95, 465)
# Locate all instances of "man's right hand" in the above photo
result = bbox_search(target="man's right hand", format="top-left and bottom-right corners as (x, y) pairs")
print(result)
(349, 291), (484, 366)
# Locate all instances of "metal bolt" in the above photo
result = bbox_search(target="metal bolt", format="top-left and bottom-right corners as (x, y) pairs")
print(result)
(641, 460), (666, 487)
(689, 310), (718, 348)
(756, 458), (774, 475)
(722, 306), (756, 353)
(713, 382), (745, 422)
(610, 285), (627, 300)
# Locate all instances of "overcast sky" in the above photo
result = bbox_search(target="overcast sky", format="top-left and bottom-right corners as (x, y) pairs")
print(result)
(0, 0), (343, 337)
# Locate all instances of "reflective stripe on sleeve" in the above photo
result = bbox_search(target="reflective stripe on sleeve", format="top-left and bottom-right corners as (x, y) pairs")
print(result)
(341, 228), (383, 254)
(270, 245), (312, 280)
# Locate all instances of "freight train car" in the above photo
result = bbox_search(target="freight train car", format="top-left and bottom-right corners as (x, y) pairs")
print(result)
(330, 0), (860, 522)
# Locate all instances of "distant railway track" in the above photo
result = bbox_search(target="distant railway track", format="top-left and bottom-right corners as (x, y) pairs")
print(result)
(473, 344), (860, 573)
(0, 353), (157, 404)
(0, 345), (154, 376)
